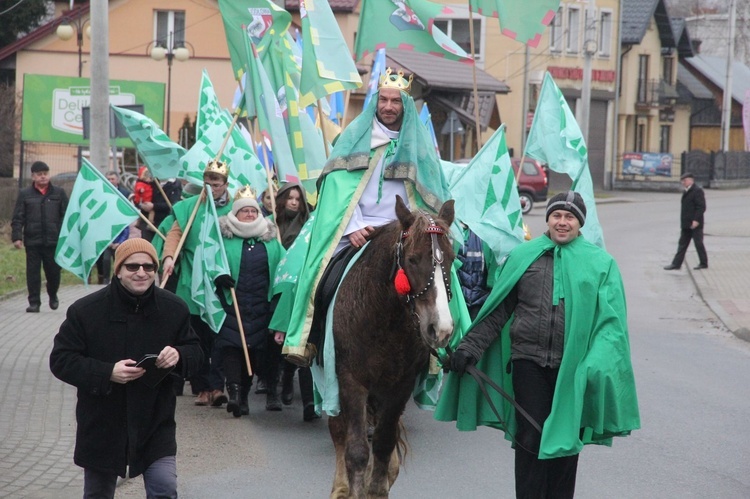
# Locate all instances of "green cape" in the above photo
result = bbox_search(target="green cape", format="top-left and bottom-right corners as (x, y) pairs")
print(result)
(279, 91), (453, 355)
(434, 234), (640, 459)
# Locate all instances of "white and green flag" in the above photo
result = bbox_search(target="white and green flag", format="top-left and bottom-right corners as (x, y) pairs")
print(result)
(191, 186), (231, 332)
(450, 125), (526, 264)
(524, 72), (605, 248)
(182, 70), (268, 195)
(55, 159), (140, 282)
(110, 104), (188, 180)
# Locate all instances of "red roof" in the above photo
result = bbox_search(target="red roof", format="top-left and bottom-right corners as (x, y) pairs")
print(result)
(284, 0), (360, 12)
(0, 4), (91, 63)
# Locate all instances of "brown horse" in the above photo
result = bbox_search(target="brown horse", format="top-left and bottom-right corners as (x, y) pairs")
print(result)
(328, 196), (456, 498)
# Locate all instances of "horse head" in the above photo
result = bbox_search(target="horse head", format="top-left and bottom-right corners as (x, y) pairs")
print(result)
(395, 195), (456, 350)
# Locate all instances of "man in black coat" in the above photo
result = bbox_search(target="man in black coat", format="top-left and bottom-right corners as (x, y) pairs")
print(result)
(11, 161), (69, 312)
(664, 172), (708, 270)
(50, 238), (202, 499)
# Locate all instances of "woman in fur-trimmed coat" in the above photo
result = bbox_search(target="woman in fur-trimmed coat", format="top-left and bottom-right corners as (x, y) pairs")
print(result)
(214, 192), (283, 417)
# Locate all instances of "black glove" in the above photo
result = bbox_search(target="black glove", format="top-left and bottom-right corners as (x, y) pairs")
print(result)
(450, 349), (477, 376)
(214, 274), (236, 289)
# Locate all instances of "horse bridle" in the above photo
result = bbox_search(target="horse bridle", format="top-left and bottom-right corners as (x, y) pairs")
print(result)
(395, 215), (453, 305)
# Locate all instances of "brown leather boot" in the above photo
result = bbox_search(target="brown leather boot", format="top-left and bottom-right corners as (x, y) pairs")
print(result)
(194, 391), (211, 406)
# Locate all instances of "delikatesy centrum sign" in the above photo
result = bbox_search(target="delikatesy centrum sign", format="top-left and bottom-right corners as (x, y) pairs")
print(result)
(22, 74), (165, 146)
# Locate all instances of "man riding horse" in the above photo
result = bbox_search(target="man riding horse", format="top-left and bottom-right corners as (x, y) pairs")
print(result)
(272, 68), (456, 368)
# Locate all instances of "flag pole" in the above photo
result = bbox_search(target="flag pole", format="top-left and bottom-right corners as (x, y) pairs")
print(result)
(230, 287), (253, 375)
(467, 2), (483, 154)
(252, 118), (283, 244)
(317, 100), (330, 157)
(160, 188), (205, 289)
(135, 210), (166, 241)
(341, 90), (351, 129)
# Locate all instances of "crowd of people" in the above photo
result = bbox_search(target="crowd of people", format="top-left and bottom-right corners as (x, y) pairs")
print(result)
(16, 70), (639, 498)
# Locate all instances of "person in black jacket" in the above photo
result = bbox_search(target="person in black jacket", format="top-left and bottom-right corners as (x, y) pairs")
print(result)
(138, 177), (183, 242)
(11, 161), (69, 313)
(664, 172), (708, 270)
(50, 238), (202, 499)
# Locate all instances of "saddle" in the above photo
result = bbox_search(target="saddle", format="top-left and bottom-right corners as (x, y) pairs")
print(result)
(308, 244), (361, 366)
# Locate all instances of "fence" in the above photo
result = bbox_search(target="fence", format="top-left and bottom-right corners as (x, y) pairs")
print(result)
(681, 150), (750, 188)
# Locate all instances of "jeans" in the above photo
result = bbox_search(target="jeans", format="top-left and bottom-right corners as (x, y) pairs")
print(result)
(83, 455), (177, 499)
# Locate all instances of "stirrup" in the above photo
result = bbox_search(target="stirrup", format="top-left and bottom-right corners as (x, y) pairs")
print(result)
(286, 343), (318, 368)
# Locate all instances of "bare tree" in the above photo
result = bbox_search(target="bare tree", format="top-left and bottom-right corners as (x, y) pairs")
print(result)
(0, 83), (19, 178)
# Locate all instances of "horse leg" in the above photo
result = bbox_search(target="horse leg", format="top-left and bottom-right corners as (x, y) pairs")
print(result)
(367, 394), (410, 498)
(339, 378), (370, 499)
(329, 415), (350, 499)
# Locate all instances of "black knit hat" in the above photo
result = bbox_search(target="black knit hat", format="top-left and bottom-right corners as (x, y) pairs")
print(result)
(30, 161), (49, 173)
(545, 191), (587, 227)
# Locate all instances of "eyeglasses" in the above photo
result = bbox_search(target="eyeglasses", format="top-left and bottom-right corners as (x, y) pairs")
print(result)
(205, 181), (226, 189)
(122, 263), (157, 273)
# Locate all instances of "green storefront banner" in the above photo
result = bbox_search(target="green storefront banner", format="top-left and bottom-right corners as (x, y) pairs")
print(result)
(21, 74), (165, 146)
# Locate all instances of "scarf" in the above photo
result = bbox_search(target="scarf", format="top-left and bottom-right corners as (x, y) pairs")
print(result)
(220, 213), (272, 241)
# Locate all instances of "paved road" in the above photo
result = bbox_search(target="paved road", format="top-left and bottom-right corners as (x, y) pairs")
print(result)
(1, 188), (748, 498)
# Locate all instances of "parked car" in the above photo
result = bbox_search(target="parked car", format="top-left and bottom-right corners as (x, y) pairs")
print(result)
(456, 157), (549, 215)
(511, 158), (549, 214)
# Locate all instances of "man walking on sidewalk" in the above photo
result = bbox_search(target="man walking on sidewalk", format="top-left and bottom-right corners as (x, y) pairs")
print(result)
(11, 161), (68, 313)
(664, 172), (708, 270)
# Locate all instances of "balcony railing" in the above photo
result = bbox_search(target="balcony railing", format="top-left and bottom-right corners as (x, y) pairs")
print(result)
(636, 79), (679, 108)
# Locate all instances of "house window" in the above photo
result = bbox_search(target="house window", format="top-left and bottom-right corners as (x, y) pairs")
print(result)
(635, 122), (645, 151)
(434, 18), (484, 62)
(550, 7), (563, 53)
(155, 10), (186, 48)
(567, 6), (580, 54)
(637, 54), (649, 103)
(599, 11), (612, 57)
(663, 56), (674, 85)
(660, 125), (671, 153)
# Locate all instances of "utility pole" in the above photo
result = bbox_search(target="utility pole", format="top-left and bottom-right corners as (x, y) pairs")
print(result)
(89, 0), (110, 172)
(580, 0), (597, 145)
(721, 0), (737, 152)
(520, 45), (530, 154)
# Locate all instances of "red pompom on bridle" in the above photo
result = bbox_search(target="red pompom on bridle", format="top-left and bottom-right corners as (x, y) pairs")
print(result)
(394, 268), (411, 295)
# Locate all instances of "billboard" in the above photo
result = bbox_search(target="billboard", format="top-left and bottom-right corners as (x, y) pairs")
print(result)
(21, 74), (165, 146)
(622, 152), (673, 177)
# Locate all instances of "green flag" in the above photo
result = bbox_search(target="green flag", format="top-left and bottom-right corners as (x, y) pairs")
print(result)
(450, 125), (525, 264)
(472, 0), (559, 47)
(190, 186), (231, 332)
(354, 0), (471, 62)
(218, 0), (292, 79)
(55, 159), (140, 283)
(111, 105), (187, 180)
(244, 37), (299, 183)
(183, 71), (268, 195)
(524, 72), (605, 248)
(299, 0), (362, 107)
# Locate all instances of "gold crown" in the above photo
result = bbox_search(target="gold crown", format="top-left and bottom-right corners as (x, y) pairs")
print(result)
(379, 68), (413, 93)
(204, 159), (230, 178)
(234, 185), (257, 201)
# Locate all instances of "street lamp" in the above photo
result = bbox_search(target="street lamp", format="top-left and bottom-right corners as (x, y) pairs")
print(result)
(56, 17), (91, 77)
(148, 32), (192, 137)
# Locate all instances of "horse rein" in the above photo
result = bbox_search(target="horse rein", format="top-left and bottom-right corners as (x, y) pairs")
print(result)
(396, 216), (453, 305)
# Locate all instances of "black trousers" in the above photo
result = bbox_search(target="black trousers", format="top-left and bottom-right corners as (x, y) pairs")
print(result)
(512, 360), (579, 499)
(95, 246), (114, 282)
(25, 246), (61, 306)
(671, 226), (708, 267)
(189, 315), (215, 393)
(222, 346), (260, 390)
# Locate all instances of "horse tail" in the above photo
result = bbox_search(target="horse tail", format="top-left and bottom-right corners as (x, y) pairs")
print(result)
(395, 418), (409, 465)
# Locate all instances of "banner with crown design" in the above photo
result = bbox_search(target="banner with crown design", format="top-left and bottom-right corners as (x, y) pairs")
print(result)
(354, 0), (472, 63)
(472, 0), (559, 48)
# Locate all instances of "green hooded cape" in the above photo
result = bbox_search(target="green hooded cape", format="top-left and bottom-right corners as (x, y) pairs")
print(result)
(169, 196), (232, 316)
(434, 234), (640, 459)
(279, 90), (453, 355)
